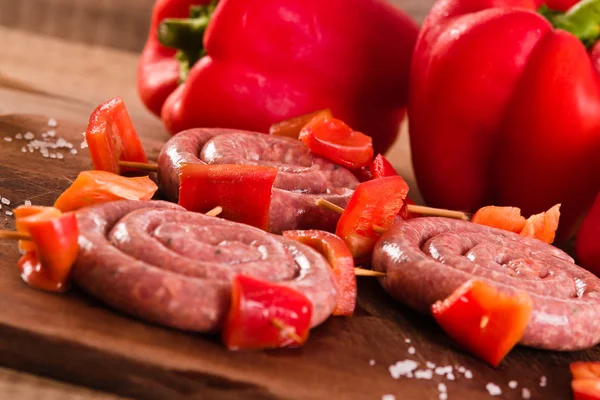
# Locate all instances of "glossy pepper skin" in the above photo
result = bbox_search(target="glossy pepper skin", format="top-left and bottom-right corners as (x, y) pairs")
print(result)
(576, 193), (600, 276)
(408, 0), (600, 243)
(138, 0), (419, 155)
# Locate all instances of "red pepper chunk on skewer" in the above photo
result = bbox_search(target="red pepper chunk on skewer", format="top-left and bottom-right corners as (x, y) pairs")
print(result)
(222, 275), (312, 350)
(336, 176), (409, 259)
(86, 96), (149, 175)
(571, 362), (600, 400)
(269, 109), (333, 139)
(14, 206), (79, 292)
(431, 280), (533, 367)
(282, 230), (356, 316)
(178, 163), (278, 231)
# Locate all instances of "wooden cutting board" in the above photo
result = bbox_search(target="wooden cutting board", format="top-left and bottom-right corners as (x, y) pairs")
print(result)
(0, 113), (597, 400)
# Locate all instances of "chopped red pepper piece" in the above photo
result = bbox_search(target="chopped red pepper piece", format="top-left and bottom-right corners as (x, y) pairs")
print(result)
(14, 206), (79, 292)
(369, 154), (398, 179)
(282, 230), (356, 316)
(54, 170), (158, 212)
(336, 176), (408, 259)
(519, 204), (561, 244)
(299, 116), (374, 169)
(222, 275), (312, 350)
(178, 163), (278, 231)
(86, 97), (149, 175)
(431, 280), (533, 367)
(269, 109), (332, 139)
(572, 362), (600, 400)
(472, 206), (527, 234)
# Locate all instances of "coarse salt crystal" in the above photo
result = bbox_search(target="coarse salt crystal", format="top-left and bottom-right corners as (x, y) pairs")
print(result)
(4, 137), (12, 142)
(389, 360), (418, 379)
(458, 366), (466, 373)
(47, 130), (56, 138)
(414, 369), (433, 380)
(522, 388), (531, 399)
(509, 381), (518, 389)
(408, 347), (416, 355)
(15, 133), (23, 139)
(540, 376), (547, 387)
(439, 393), (448, 400)
(0, 204), (2, 209)
(382, 395), (395, 400)
(1, 197), (10, 205)
(80, 140), (88, 149)
(50, 153), (57, 159)
(70, 149), (78, 155)
(48, 118), (57, 127)
(486, 383), (502, 396)
(24, 132), (34, 140)
(57, 153), (64, 159)
(405, 338), (411, 343)
(464, 370), (473, 379)
(369, 359), (376, 366)
(21, 147), (26, 153)
(5, 210), (13, 216)
(435, 366), (453, 376)
(24, 200), (31, 206)
(447, 373), (455, 381)
(426, 362), (436, 369)
(42, 133), (48, 138)
(438, 383), (447, 393)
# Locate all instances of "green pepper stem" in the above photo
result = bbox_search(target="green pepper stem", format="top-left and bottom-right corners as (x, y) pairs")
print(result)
(542, 0), (600, 47)
(157, 2), (217, 83)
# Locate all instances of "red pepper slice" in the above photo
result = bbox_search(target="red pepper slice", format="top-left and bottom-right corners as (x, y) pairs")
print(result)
(471, 206), (527, 234)
(431, 279), (533, 367)
(282, 230), (356, 316)
(519, 204), (561, 244)
(14, 206), (79, 292)
(571, 362), (600, 400)
(369, 154), (398, 179)
(54, 170), (158, 212)
(222, 274), (312, 350)
(86, 97), (149, 175)
(269, 109), (332, 139)
(15, 206), (61, 253)
(336, 176), (409, 259)
(178, 163), (278, 231)
(299, 116), (374, 169)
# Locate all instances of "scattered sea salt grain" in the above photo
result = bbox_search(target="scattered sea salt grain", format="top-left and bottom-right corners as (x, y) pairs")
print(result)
(408, 346), (416, 355)
(2, 197), (10, 205)
(446, 373), (455, 381)
(4, 137), (12, 142)
(5, 210), (13, 216)
(57, 153), (64, 160)
(435, 366), (453, 376)
(0, 204), (3, 209)
(458, 366), (466, 373)
(389, 360), (418, 379)
(15, 133), (22, 139)
(414, 369), (433, 379)
(80, 140), (88, 149)
(486, 383), (502, 396)
(47, 130), (56, 138)
(70, 149), (78, 155)
(382, 395), (395, 400)
(50, 153), (57, 159)
(438, 383), (447, 393)
(48, 118), (57, 127)
(42, 133), (48, 138)
(24, 200), (31, 206)
(522, 388), (531, 399)
(24, 132), (34, 140)
(540, 376), (547, 387)
(405, 338), (411, 343)
(439, 393), (448, 400)
(426, 362), (436, 369)
(464, 370), (473, 379)
(369, 359), (376, 366)
(509, 381), (518, 389)
(21, 147), (26, 153)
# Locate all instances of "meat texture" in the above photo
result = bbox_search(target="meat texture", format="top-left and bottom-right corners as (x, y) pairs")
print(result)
(157, 128), (359, 233)
(372, 217), (600, 351)
(73, 200), (337, 332)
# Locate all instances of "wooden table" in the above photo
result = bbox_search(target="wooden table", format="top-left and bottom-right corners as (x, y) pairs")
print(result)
(2, 1), (591, 399)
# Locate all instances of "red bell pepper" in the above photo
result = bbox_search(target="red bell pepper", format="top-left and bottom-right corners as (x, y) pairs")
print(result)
(572, 362), (600, 400)
(85, 97), (149, 175)
(54, 170), (158, 212)
(299, 116), (374, 170)
(137, 0), (419, 154)
(576, 192), (600, 276)
(431, 280), (533, 367)
(368, 154), (417, 219)
(222, 274), (312, 350)
(14, 206), (79, 292)
(282, 230), (356, 316)
(178, 163), (278, 231)
(269, 109), (332, 139)
(409, 0), (600, 243)
(336, 176), (409, 259)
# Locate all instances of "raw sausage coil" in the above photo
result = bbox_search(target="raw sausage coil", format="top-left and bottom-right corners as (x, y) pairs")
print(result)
(157, 128), (359, 233)
(73, 200), (337, 332)
(372, 217), (600, 351)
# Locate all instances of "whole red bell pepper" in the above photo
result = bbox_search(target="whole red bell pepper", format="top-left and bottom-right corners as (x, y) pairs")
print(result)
(137, 0), (419, 154)
(178, 163), (278, 231)
(409, 0), (600, 243)
(576, 192), (600, 276)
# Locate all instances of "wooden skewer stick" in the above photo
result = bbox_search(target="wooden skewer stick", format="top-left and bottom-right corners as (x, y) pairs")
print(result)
(354, 268), (386, 277)
(118, 161), (158, 172)
(0, 206), (224, 242)
(316, 198), (470, 223)
(271, 318), (303, 344)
